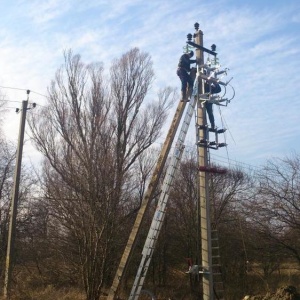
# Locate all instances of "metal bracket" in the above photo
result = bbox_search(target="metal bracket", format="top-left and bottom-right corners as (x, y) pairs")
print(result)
(187, 41), (217, 56)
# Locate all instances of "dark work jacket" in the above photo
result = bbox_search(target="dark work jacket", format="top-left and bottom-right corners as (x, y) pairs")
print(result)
(178, 54), (196, 72)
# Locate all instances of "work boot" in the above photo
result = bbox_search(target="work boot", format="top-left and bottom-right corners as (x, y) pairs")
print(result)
(209, 123), (216, 132)
(180, 91), (188, 102)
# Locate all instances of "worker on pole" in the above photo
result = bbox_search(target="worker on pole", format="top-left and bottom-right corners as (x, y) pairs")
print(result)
(177, 51), (197, 102)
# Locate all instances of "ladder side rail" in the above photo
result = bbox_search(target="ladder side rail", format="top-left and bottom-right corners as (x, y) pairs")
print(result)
(129, 141), (185, 300)
(131, 144), (186, 299)
(108, 100), (188, 300)
(144, 144), (185, 248)
(149, 100), (196, 231)
(140, 141), (188, 258)
(130, 96), (198, 298)
(129, 89), (199, 299)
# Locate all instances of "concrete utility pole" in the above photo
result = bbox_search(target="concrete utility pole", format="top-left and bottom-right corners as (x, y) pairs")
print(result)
(193, 23), (214, 299)
(4, 92), (30, 299)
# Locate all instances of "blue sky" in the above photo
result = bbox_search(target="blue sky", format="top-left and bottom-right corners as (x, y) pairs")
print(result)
(0, 0), (300, 171)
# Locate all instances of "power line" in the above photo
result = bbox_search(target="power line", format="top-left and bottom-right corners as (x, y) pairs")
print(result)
(0, 86), (260, 171)
(7, 112), (260, 174)
(0, 85), (49, 99)
(152, 139), (262, 171)
(1, 107), (20, 110)
(0, 99), (22, 103)
(30, 90), (49, 99)
(0, 85), (28, 92)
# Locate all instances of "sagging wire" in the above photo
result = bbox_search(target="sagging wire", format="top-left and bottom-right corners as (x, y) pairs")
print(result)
(0, 85), (49, 99)
(227, 83), (235, 102)
(217, 105), (231, 168)
(215, 79), (236, 168)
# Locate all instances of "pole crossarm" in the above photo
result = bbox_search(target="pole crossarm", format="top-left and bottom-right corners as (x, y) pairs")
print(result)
(187, 41), (217, 56)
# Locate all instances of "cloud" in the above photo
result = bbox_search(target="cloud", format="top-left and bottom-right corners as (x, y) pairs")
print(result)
(24, 0), (72, 25)
(1, 0), (300, 168)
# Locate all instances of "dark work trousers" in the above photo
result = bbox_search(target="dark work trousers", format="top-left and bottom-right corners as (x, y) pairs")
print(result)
(204, 83), (221, 129)
(177, 68), (194, 92)
(206, 103), (214, 128)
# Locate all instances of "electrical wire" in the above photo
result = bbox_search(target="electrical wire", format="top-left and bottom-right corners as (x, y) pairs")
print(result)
(227, 83), (236, 102)
(0, 83), (261, 173)
(10, 108), (262, 175)
(1, 107), (19, 110)
(0, 99), (22, 103)
(0, 85), (28, 92)
(0, 85), (49, 99)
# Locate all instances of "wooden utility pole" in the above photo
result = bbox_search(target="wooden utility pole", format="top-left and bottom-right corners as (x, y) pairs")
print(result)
(4, 93), (29, 299)
(108, 100), (187, 299)
(193, 23), (214, 299)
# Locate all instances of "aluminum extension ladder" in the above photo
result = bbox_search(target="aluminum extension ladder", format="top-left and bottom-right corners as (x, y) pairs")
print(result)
(128, 75), (199, 300)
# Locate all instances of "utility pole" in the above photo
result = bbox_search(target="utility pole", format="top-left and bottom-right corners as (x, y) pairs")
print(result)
(193, 23), (214, 299)
(109, 23), (229, 300)
(4, 91), (30, 299)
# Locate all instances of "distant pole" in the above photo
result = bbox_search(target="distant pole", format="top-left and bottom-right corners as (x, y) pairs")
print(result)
(4, 91), (30, 299)
(194, 23), (213, 299)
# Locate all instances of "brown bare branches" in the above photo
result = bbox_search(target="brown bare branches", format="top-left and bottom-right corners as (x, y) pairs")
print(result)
(27, 48), (174, 300)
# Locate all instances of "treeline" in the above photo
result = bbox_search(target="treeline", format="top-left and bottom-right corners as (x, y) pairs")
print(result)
(0, 49), (300, 300)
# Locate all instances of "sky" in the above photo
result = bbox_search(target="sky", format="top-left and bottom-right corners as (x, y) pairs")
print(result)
(0, 0), (300, 171)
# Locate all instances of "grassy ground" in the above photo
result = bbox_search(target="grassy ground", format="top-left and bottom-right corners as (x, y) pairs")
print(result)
(0, 286), (85, 300)
(0, 264), (299, 299)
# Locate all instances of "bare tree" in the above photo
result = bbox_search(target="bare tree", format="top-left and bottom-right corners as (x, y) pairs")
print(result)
(210, 165), (254, 228)
(0, 138), (16, 277)
(28, 49), (174, 300)
(0, 138), (40, 294)
(246, 154), (300, 265)
(154, 153), (256, 298)
(168, 150), (199, 262)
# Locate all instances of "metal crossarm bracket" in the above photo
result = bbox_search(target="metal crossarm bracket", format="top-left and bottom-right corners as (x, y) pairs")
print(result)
(187, 41), (217, 56)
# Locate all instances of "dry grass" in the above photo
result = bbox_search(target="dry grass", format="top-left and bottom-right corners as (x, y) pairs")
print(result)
(0, 286), (85, 300)
(0, 263), (299, 300)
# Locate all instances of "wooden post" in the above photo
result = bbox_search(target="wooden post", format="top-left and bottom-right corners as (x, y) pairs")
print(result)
(108, 101), (187, 299)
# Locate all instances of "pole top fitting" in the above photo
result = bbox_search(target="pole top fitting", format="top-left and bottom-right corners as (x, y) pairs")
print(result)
(187, 33), (193, 41)
(194, 22), (199, 31)
(211, 44), (217, 52)
(26, 90), (30, 95)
